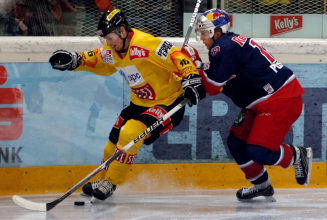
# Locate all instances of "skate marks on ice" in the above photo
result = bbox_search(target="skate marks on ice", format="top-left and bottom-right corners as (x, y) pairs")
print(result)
(1, 189), (327, 220)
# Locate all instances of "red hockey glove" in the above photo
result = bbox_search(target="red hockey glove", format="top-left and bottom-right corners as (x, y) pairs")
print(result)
(181, 44), (203, 69)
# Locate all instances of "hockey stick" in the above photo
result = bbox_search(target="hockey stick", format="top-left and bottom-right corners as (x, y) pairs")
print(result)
(183, 0), (202, 46)
(12, 98), (189, 212)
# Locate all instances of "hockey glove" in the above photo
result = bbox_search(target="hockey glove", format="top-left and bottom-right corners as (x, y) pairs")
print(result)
(182, 74), (206, 106)
(49, 50), (81, 71)
(181, 44), (203, 69)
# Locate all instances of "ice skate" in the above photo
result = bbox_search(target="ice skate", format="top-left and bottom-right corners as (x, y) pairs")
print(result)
(91, 180), (116, 203)
(236, 185), (276, 202)
(81, 179), (101, 196)
(293, 146), (313, 187)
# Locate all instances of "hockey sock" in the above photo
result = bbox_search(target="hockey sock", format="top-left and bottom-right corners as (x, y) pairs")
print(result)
(254, 177), (271, 190)
(276, 144), (295, 168)
(100, 141), (117, 180)
(239, 160), (267, 183)
(105, 119), (149, 185)
(105, 148), (137, 185)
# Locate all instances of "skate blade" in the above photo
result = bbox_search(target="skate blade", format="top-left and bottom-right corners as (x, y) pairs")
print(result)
(304, 147), (313, 187)
(237, 196), (276, 203)
(90, 196), (105, 203)
(264, 196), (276, 202)
(80, 192), (91, 197)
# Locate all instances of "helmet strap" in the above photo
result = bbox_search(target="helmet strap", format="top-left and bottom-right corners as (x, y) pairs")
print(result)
(211, 36), (215, 42)
(116, 26), (129, 53)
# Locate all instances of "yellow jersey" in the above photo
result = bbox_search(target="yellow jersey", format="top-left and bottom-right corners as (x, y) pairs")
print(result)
(75, 28), (198, 107)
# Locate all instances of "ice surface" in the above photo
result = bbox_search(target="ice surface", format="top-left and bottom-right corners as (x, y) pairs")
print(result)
(1, 189), (327, 220)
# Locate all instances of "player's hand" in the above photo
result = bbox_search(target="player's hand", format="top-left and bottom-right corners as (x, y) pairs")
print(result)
(49, 50), (81, 71)
(181, 44), (203, 69)
(182, 74), (206, 106)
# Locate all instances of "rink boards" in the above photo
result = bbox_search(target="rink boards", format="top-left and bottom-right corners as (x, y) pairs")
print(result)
(1, 162), (326, 196)
(0, 37), (327, 196)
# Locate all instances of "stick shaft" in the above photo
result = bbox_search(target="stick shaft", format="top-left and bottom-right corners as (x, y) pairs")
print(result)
(183, 0), (202, 46)
(13, 98), (188, 211)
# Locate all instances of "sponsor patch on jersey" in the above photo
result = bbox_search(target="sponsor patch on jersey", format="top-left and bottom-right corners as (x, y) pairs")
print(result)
(116, 65), (145, 86)
(155, 40), (173, 60)
(113, 115), (124, 129)
(264, 83), (274, 94)
(131, 83), (156, 100)
(130, 45), (150, 61)
(181, 66), (197, 76)
(233, 110), (246, 127)
(102, 49), (114, 64)
(142, 106), (171, 126)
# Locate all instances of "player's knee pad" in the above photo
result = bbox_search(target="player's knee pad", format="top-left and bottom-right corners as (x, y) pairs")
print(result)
(105, 148), (138, 185)
(117, 119), (149, 154)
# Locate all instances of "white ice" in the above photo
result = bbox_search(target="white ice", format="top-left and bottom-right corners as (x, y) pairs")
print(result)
(1, 188), (327, 220)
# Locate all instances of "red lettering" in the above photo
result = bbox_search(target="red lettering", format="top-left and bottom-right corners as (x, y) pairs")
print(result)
(232, 35), (247, 47)
(249, 39), (275, 63)
(0, 66), (24, 140)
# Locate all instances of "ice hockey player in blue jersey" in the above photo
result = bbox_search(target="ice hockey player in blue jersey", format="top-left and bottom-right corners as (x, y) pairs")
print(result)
(181, 8), (313, 202)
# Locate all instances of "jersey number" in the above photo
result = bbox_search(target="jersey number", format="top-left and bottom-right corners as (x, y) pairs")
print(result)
(249, 39), (283, 73)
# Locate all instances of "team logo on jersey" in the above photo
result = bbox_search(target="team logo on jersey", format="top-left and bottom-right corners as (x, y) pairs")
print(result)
(211, 46), (220, 56)
(155, 40), (173, 60)
(233, 110), (246, 127)
(130, 45), (149, 61)
(263, 83), (274, 94)
(102, 49), (114, 64)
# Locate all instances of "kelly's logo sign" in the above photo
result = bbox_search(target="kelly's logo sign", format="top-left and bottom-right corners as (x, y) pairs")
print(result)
(270, 15), (303, 37)
(0, 66), (23, 140)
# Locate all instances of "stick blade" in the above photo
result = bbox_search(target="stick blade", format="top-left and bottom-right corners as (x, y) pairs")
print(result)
(12, 195), (47, 212)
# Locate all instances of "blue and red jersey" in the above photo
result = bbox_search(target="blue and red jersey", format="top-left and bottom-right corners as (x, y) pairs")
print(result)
(200, 32), (304, 109)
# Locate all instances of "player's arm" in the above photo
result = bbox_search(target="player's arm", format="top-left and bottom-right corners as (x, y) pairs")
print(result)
(168, 46), (206, 106)
(199, 66), (224, 96)
(49, 48), (116, 76)
(181, 44), (238, 96)
(181, 45), (223, 96)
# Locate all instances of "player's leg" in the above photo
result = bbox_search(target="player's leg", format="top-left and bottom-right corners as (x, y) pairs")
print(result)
(246, 96), (312, 186)
(91, 118), (149, 201)
(92, 97), (186, 201)
(82, 104), (146, 196)
(227, 133), (275, 202)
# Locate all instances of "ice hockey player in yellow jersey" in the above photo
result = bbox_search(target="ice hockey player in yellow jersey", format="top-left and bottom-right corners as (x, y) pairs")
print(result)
(49, 9), (206, 202)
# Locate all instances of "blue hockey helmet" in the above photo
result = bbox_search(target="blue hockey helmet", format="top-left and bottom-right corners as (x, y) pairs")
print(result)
(195, 9), (230, 41)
